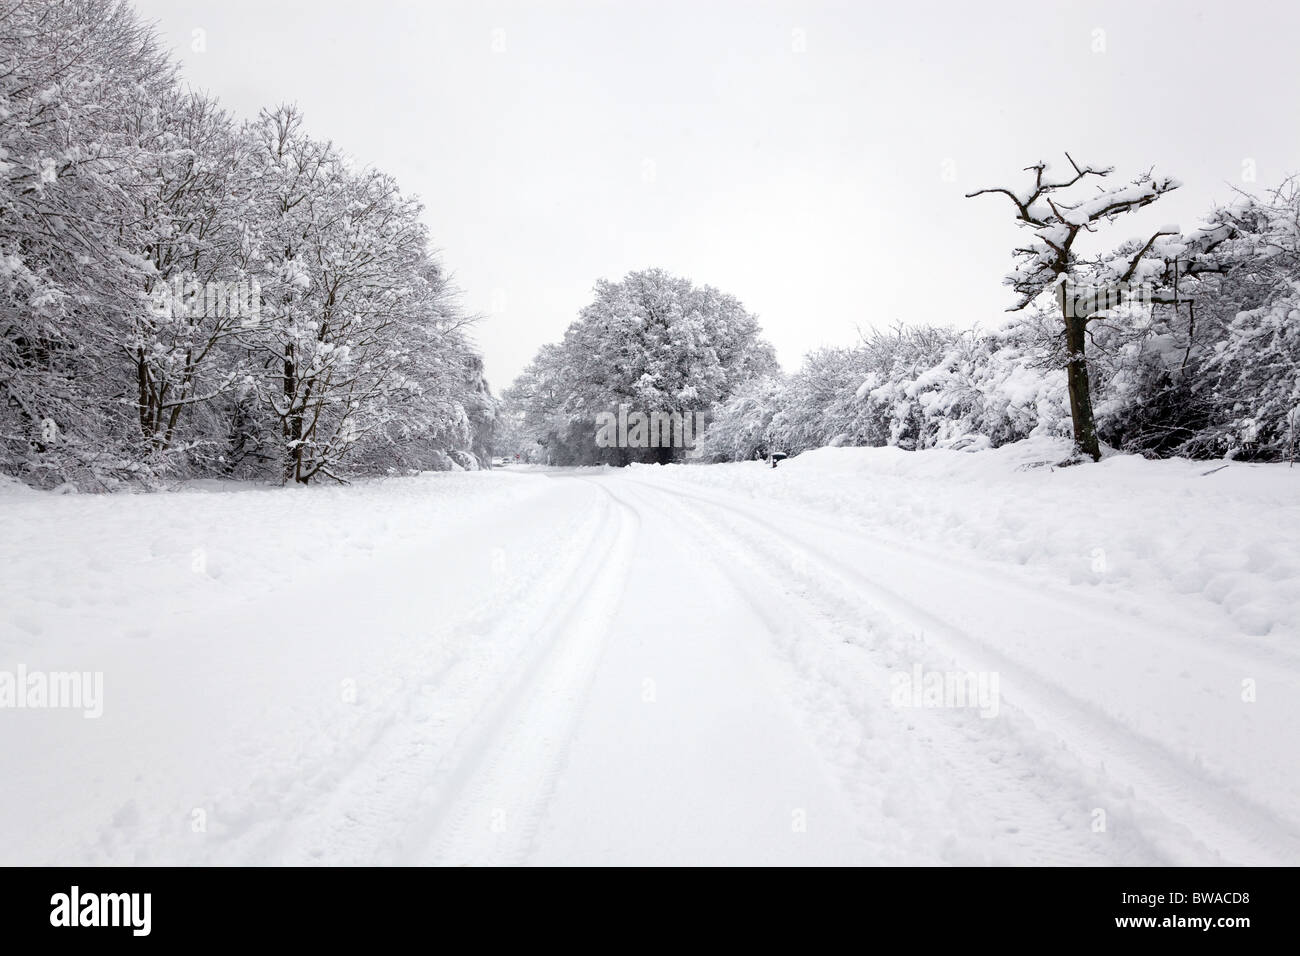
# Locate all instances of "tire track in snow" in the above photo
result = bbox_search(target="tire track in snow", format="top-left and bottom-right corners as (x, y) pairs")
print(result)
(622, 474), (1300, 679)
(616, 474), (1300, 866)
(409, 482), (640, 866)
(228, 482), (617, 864)
(606, 477), (1151, 865)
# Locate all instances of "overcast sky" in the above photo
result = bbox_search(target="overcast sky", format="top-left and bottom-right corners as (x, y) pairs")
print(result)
(135, 0), (1300, 390)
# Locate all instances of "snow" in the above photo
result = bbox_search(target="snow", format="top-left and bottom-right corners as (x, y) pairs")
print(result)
(2, 443), (1298, 865)
(640, 438), (1300, 638)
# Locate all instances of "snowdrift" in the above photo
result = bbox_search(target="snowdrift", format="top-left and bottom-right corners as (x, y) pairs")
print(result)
(642, 438), (1300, 639)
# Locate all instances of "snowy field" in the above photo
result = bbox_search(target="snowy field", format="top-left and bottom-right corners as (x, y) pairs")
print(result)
(1, 441), (1297, 866)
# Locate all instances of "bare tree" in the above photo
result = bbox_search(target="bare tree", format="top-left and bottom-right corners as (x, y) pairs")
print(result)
(967, 154), (1179, 460)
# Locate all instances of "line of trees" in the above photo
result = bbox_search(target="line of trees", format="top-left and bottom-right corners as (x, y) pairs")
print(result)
(1, 0), (492, 489)
(698, 162), (1300, 465)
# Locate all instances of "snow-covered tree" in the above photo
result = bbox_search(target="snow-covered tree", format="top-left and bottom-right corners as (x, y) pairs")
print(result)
(509, 269), (778, 465)
(0, 4), (492, 489)
(130, 91), (257, 457)
(967, 155), (1180, 460)
(247, 106), (460, 483)
(695, 375), (785, 461)
(1, 0), (175, 486)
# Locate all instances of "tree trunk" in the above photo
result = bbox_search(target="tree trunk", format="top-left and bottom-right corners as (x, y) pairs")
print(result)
(283, 347), (303, 483)
(1063, 310), (1101, 461)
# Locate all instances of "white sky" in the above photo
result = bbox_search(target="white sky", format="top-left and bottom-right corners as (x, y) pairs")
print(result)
(135, 0), (1300, 390)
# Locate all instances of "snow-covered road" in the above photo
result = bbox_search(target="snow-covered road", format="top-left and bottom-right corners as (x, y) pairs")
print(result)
(2, 446), (1297, 866)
